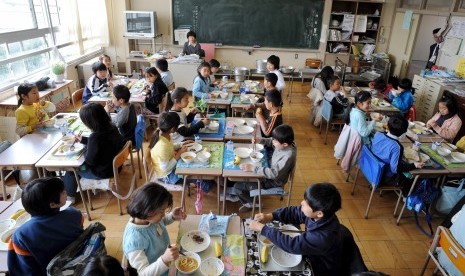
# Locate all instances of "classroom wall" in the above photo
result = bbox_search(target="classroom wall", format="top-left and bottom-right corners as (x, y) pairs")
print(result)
(105, 0), (396, 72)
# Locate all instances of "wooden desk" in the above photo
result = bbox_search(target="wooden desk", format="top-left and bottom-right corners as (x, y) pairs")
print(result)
(206, 92), (232, 117)
(0, 131), (63, 200)
(175, 142), (224, 214)
(224, 117), (262, 143)
(0, 80), (74, 116)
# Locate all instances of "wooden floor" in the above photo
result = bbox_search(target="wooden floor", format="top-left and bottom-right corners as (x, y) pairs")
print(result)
(4, 82), (438, 275)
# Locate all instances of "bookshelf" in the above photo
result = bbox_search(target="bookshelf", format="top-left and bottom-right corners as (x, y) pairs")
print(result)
(325, 0), (384, 65)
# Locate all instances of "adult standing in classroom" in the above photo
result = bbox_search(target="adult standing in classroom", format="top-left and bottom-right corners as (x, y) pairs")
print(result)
(426, 28), (443, 70)
(182, 31), (205, 57)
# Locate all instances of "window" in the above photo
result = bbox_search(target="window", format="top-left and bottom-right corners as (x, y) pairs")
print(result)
(0, 0), (109, 91)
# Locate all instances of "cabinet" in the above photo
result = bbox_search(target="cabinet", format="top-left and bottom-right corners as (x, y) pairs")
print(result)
(412, 74), (452, 122)
(125, 37), (160, 74)
(325, 0), (383, 65)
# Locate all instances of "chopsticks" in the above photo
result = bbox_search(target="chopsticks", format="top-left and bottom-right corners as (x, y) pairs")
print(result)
(168, 244), (186, 256)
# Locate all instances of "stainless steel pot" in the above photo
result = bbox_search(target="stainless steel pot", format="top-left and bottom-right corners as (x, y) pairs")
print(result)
(234, 67), (249, 82)
(256, 59), (267, 73)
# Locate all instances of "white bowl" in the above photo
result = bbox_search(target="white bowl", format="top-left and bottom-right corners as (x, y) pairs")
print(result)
(186, 143), (202, 153)
(451, 152), (465, 163)
(200, 257), (224, 276)
(271, 246), (302, 268)
(249, 151), (264, 163)
(0, 228), (15, 244)
(246, 120), (258, 128)
(220, 92), (228, 99)
(0, 219), (15, 234)
(44, 119), (55, 128)
(408, 121), (415, 129)
(175, 251), (201, 275)
(232, 119), (245, 126)
(233, 147), (252, 158)
(61, 136), (75, 146)
(370, 112), (381, 121)
(249, 96), (259, 104)
(181, 152), (196, 164)
(249, 143), (264, 151)
(210, 91), (220, 98)
(413, 121), (426, 127)
(437, 146), (451, 157)
(234, 125), (254, 134)
(98, 92), (109, 97)
(208, 121), (219, 131)
(258, 234), (273, 247)
(196, 151), (211, 163)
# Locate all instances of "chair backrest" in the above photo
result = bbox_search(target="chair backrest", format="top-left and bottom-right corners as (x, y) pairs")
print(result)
(142, 147), (153, 182)
(437, 226), (465, 274)
(112, 141), (137, 201)
(359, 145), (386, 188)
(406, 105), (416, 121)
(72, 88), (84, 111)
(321, 99), (333, 122)
(134, 115), (145, 150)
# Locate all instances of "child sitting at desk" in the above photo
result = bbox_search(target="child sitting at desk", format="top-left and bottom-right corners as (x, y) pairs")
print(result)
(247, 182), (343, 275)
(345, 90), (381, 144)
(104, 85), (137, 144)
(15, 83), (56, 137)
(82, 61), (109, 104)
(234, 124), (296, 212)
(99, 54), (113, 80)
(426, 95), (462, 143)
(156, 58), (174, 89)
(248, 90), (283, 138)
(193, 62), (215, 100)
(264, 72), (278, 93)
(149, 112), (188, 184)
(165, 87), (209, 144)
(143, 67), (169, 115)
(123, 182), (186, 276)
(371, 115), (424, 195)
(389, 78), (414, 114)
(8, 177), (84, 275)
(324, 76), (348, 117)
(209, 59), (221, 86)
(267, 55), (285, 92)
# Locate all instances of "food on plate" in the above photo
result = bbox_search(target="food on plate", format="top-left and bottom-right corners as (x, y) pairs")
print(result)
(262, 237), (271, 245)
(10, 209), (26, 220)
(177, 256), (199, 273)
(192, 234), (204, 243)
(184, 155), (194, 160)
(261, 245), (269, 263)
(203, 147), (210, 153)
(404, 147), (419, 162)
(189, 148), (196, 152)
(214, 241), (222, 258)
(256, 107), (262, 115)
(233, 155), (241, 165)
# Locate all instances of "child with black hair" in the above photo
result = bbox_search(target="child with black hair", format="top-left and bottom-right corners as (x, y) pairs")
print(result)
(389, 78), (414, 114)
(193, 62), (215, 100)
(63, 103), (125, 204)
(143, 67), (169, 114)
(8, 177), (84, 275)
(99, 54), (113, 80)
(82, 255), (124, 276)
(247, 182), (343, 275)
(312, 66), (334, 94)
(149, 112), (189, 184)
(155, 58), (174, 88)
(123, 183), (186, 276)
(234, 124), (297, 212)
(104, 85), (137, 144)
(182, 31), (204, 57)
(15, 83), (56, 137)
(427, 95), (462, 142)
(266, 55), (285, 91)
(82, 61), (109, 104)
(324, 76), (348, 117)
(371, 115), (424, 195)
(345, 90), (381, 144)
(263, 72), (278, 92)
(248, 90), (283, 137)
(165, 87), (209, 144)
(209, 59), (221, 86)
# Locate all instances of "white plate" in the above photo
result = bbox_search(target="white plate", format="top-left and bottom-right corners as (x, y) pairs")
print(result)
(232, 119), (245, 126)
(413, 121), (426, 127)
(234, 125), (254, 135)
(200, 257), (224, 276)
(53, 143), (85, 156)
(186, 143), (203, 153)
(419, 153), (430, 162)
(271, 246), (302, 268)
(378, 101), (391, 107)
(451, 152), (465, 163)
(447, 143), (458, 150)
(180, 230), (210, 253)
(14, 212), (31, 227)
(223, 83), (235, 88)
(233, 147), (252, 158)
(249, 143), (264, 152)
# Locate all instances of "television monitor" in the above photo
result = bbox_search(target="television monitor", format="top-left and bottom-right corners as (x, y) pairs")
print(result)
(124, 11), (157, 38)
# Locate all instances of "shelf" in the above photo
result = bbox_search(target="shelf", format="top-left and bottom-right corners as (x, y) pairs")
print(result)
(327, 40), (351, 43)
(329, 27), (343, 29)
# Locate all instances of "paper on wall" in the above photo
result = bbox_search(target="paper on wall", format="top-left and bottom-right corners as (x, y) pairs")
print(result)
(455, 57), (465, 78)
(354, 15), (367, 33)
(402, 11), (413, 30)
(342, 14), (354, 32)
(441, 37), (462, 56)
(174, 29), (189, 45)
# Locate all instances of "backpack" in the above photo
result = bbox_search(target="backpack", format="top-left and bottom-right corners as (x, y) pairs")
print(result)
(406, 179), (439, 237)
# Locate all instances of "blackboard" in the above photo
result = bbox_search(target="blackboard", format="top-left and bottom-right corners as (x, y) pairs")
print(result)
(172, 0), (324, 49)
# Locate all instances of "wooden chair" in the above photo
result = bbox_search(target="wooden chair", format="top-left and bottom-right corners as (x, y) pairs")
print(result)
(420, 226), (465, 275)
(320, 99), (344, 145)
(79, 141), (137, 215)
(250, 157), (297, 218)
(351, 145), (403, 219)
(143, 92), (170, 139)
(142, 147), (184, 191)
(71, 88), (84, 112)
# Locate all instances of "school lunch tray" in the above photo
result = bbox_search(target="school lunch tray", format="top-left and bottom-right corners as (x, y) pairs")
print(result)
(177, 235), (223, 276)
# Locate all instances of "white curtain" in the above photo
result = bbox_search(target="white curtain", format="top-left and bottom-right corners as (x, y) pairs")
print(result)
(76, 0), (110, 50)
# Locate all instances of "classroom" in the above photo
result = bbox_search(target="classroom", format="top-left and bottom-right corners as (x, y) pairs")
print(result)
(1, 0), (465, 275)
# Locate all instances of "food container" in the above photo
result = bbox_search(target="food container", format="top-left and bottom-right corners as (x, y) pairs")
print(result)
(256, 59), (267, 73)
(280, 66), (295, 74)
(181, 152), (196, 164)
(234, 67), (249, 82)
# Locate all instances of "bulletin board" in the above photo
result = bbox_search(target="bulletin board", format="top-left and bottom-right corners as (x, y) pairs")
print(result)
(437, 16), (465, 71)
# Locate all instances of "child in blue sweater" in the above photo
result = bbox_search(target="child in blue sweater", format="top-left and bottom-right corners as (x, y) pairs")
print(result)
(82, 61), (109, 104)
(123, 183), (186, 276)
(389, 78), (414, 114)
(192, 62), (215, 100)
(248, 183), (343, 275)
(8, 177), (83, 275)
(346, 90), (381, 144)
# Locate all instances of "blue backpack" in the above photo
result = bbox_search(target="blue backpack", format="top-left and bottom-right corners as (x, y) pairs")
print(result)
(407, 179), (439, 237)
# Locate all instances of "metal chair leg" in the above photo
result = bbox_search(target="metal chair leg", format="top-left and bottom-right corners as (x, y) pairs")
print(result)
(351, 167), (360, 195)
(364, 184), (377, 219)
(324, 121), (329, 145)
(397, 175), (420, 225)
